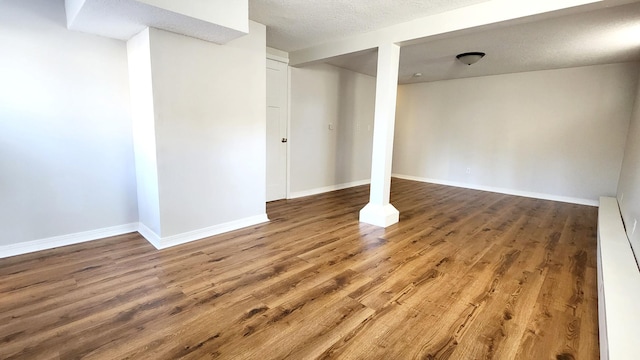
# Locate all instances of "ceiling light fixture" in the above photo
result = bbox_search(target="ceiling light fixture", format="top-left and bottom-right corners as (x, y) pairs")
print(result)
(412, 72), (422, 77)
(456, 52), (486, 65)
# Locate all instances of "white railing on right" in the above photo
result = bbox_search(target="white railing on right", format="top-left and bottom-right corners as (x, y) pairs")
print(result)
(597, 197), (640, 360)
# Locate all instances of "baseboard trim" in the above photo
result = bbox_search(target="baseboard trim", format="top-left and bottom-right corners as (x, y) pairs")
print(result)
(0, 223), (139, 259)
(140, 214), (270, 250)
(392, 174), (599, 207)
(137, 223), (161, 249)
(289, 179), (371, 199)
(0, 214), (272, 258)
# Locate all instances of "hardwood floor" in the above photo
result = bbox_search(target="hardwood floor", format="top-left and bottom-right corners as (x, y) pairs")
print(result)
(0, 178), (599, 359)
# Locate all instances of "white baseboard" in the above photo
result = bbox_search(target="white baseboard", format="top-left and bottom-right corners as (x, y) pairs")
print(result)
(289, 179), (371, 199)
(0, 214), (271, 258)
(137, 222), (161, 249)
(139, 214), (270, 250)
(0, 223), (139, 259)
(392, 173), (599, 206)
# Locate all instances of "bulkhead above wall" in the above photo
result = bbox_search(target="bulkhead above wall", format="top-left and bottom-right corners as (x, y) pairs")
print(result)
(64, 0), (248, 44)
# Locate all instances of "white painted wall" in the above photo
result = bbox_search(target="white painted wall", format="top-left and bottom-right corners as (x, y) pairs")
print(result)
(135, 0), (248, 33)
(64, 0), (84, 24)
(393, 63), (639, 204)
(289, 63), (375, 196)
(617, 66), (640, 262)
(147, 23), (267, 237)
(65, 0), (247, 45)
(127, 28), (161, 235)
(0, 0), (138, 246)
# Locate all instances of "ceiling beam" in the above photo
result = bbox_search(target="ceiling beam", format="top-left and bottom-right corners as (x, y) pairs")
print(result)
(65, 0), (248, 43)
(289, 0), (608, 67)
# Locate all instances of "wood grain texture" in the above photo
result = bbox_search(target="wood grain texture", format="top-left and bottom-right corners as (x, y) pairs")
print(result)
(0, 178), (598, 359)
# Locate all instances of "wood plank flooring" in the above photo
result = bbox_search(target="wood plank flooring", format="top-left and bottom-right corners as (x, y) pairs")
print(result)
(0, 178), (599, 359)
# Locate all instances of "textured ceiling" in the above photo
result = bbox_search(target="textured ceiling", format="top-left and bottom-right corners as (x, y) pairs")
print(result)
(323, 2), (640, 84)
(249, 0), (489, 52)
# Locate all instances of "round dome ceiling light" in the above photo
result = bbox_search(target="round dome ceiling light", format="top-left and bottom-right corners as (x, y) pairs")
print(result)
(456, 52), (486, 65)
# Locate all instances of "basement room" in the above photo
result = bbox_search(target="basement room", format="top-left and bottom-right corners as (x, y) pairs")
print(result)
(1, 0), (639, 358)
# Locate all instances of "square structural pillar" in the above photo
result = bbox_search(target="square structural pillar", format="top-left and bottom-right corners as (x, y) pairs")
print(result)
(359, 43), (400, 227)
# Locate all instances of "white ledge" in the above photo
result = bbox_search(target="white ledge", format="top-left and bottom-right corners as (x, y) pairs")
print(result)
(597, 196), (640, 360)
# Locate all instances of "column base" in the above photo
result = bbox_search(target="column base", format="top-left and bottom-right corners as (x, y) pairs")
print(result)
(359, 203), (399, 228)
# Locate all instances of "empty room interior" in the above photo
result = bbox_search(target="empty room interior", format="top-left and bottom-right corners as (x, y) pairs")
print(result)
(2, 0), (640, 359)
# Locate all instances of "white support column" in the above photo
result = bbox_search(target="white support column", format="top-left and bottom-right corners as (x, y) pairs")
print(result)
(359, 42), (400, 228)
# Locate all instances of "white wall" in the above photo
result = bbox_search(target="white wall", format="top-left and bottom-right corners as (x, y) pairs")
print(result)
(135, 0), (248, 34)
(127, 28), (161, 235)
(393, 63), (639, 204)
(617, 67), (640, 262)
(147, 23), (267, 237)
(0, 0), (138, 247)
(290, 63), (375, 195)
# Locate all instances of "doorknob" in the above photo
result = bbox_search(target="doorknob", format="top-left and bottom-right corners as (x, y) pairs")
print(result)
(281, 138), (288, 143)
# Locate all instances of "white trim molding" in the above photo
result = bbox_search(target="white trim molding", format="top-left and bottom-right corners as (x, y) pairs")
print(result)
(392, 174), (599, 206)
(266, 47), (289, 64)
(139, 214), (270, 250)
(0, 215), (271, 258)
(0, 223), (139, 259)
(137, 222), (162, 249)
(288, 179), (371, 199)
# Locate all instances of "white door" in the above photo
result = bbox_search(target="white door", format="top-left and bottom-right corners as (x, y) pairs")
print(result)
(266, 58), (288, 201)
